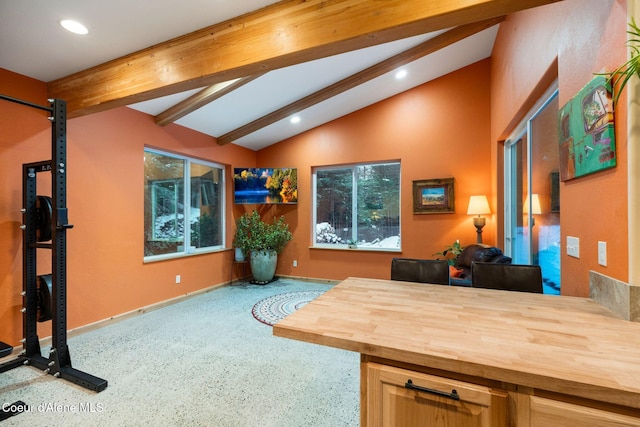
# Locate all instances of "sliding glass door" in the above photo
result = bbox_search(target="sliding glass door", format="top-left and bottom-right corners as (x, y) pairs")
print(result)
(504, 84), (560, 294)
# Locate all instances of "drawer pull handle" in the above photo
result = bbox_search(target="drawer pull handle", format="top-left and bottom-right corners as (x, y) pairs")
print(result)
(405, 379), (460, 401)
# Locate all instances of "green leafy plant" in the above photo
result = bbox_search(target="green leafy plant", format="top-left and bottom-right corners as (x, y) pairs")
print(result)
(433, 240), (464, 266)
(232, 212), (252, 257)
(602, 18), (640, 105)
(233, 210), (292, 256)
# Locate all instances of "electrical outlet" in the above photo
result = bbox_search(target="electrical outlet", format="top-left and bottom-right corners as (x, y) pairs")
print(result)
(176, 275), (181, 284)
(293, 260), (298, 267)
(566, 236), (580, 258)
(598, 241), (607, 266)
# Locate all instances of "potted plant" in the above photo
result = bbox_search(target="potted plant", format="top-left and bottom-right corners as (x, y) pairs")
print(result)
(602, 18), (640, 105)
(233, 210), (293, 283)
(432, 240), (464, 266)
(232, 213), (251, 262)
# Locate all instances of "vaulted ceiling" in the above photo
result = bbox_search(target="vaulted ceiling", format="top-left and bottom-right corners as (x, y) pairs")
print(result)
(0, 0), (562, 150)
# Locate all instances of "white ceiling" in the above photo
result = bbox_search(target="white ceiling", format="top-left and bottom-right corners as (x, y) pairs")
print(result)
(0, 0), (499, 151)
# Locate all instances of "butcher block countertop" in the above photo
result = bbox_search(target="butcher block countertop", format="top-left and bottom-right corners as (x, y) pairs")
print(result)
(273, 277), (640, 410)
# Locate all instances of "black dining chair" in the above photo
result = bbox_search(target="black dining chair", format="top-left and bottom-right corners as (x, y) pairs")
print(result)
(471, 262), (543, 293)
(390, 258), (450, 285)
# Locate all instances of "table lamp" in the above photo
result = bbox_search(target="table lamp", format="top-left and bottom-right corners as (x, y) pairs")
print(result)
(524, 193), (542, 226)
(467, 195), (491, 243)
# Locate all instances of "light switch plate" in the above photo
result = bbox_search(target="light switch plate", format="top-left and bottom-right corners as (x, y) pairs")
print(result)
(567, 236), (580, 258)
(598, 241), (607, 266)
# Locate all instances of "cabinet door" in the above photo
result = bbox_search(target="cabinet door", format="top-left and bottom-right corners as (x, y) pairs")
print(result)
(366, 363), (508, 427)
(530, 396), (640, 427)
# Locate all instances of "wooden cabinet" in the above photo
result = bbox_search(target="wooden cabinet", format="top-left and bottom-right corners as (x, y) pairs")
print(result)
(365, 362), (508, 426)
(528, 396), (640, 427)
(363, 361), (640, 426)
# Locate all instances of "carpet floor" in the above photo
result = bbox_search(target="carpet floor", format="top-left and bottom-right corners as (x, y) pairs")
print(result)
(0, 279), (360, 426)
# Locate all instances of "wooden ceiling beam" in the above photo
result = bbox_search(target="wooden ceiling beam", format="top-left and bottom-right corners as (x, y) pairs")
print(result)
(47, 0), (561, 118)
(216, 16), (504, 145)
(154, 74), (265, 126)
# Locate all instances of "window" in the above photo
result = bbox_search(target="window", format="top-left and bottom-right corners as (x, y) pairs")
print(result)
(144, 148), (225, 260)
(313, 161), (400, 250)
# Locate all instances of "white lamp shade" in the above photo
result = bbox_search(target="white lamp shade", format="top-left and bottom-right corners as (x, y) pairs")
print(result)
(467, 195), (491, 215)
(524, 194), (542, 215)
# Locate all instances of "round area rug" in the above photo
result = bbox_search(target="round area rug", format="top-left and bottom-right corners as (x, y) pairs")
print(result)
(252, 290), (325, 326)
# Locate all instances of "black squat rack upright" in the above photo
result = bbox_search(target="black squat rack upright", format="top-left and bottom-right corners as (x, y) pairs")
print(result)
(0, 95), (107, 395)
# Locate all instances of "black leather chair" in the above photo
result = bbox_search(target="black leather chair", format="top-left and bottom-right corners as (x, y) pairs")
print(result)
(471, 262), (543, 293)
(391, 258), (450, 285)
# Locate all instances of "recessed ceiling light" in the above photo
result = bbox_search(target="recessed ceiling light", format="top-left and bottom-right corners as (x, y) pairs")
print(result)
(290, 115), (301, 124)
(60, 19), (89, 35)
(395, 69), (407, 80)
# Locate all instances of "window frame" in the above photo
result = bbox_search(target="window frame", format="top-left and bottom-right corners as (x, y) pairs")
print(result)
(144, 148), (226, 262)
(312, 160), (401, 252)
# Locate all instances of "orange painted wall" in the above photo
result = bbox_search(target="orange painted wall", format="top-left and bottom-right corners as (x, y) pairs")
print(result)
(0, 68), (256, 345)
(257, 60), (493, 281)
(490, 0), (628, 296)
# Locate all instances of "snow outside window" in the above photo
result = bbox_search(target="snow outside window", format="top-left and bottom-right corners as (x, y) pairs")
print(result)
(313, 162), (400, 250)
(144, 149), (225, 260)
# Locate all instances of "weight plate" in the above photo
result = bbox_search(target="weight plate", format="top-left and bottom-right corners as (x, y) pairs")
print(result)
(36, 195), (52, 242)
(37, 274), (52, 322)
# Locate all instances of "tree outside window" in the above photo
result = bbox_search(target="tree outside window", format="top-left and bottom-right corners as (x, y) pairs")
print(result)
(144, 149), (224, 259)
(314, 162), (400, 249)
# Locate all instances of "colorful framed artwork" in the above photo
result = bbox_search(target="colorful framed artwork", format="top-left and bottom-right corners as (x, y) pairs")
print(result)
(233, 167), (298, 204)
(412, 178), (455, 214)
(558, 75), (616, 181)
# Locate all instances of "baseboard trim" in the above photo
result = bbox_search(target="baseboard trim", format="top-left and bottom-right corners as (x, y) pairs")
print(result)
(65, 281), (233, 340)
(275, 274), (340, 286)
(0, 281), (232, 355)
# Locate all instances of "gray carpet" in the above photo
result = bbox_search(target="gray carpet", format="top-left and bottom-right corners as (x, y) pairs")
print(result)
(0, 279), (360, 426)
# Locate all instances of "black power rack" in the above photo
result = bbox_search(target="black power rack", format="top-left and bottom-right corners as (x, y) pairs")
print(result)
(0, 95), (107, 398)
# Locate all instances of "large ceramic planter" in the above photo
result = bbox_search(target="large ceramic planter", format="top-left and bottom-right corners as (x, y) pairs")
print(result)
(250, 250), (278, 283)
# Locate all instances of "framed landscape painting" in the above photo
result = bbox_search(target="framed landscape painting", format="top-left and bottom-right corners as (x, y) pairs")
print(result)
(412, 178), (455, 214)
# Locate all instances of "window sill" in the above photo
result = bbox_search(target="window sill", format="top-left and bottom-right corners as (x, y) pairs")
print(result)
(144, 247), (228, 263)
(310, 245), (401, 253)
